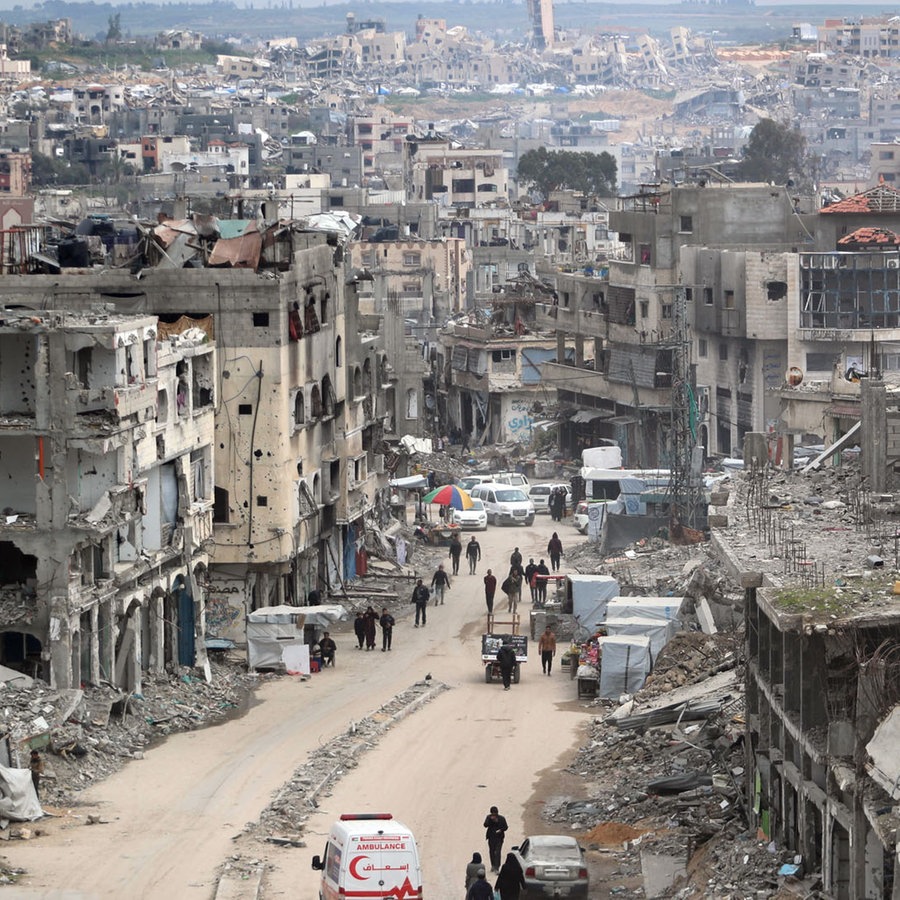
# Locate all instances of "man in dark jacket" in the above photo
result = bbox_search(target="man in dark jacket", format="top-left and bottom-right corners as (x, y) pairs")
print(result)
(465, 867), (493, 900)
(497, 642), (517, 691)
(411, 579), (430, 627)
(483, 806), (509, 873)
(524, 558), (537, 602)
(379, 607), (395, 651)
(466, 536), (482, 574)
(448, 533), (463, 575)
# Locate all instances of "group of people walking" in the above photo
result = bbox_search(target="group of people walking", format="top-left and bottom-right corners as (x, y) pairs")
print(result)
(485, 533), (564, 616)
(353, 606), (395, 652)
(464, 806), (527, 899)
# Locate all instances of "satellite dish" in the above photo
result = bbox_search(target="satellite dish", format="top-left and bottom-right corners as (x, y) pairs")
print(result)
(786, 366), (803, 386)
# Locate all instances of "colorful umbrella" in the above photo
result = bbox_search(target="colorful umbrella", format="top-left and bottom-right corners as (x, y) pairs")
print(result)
(422, 484), (474, 510)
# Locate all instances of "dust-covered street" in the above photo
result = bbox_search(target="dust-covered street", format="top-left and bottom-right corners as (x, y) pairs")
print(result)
(10, 513), (595, 899)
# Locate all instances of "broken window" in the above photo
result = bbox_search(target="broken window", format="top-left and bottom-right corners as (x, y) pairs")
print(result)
(724, 290), (735, 309)
(192, 355), (213, 409)
(704, 287), (713, 306)
(767, 281), (788, 301)
(252, 312), (269, 327)
(698, 339), (708, 358)
(639, 244), (652, 265)
(719, 344), (729, 361)
(310, 384), (322, 418)
(293, 390), (305, 427)
(335, 336), (342, 367)
(213, 485), (229, 525)
(680, 215), (693, 233)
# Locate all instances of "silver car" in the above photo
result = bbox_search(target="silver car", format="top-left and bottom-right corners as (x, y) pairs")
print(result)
(511, 835), (589, 898)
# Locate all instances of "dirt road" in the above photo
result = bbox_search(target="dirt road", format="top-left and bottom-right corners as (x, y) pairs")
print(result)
(11, 514), (591, 899)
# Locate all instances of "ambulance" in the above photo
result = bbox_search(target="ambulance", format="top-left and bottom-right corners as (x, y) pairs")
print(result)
(311, 812), (423, 899)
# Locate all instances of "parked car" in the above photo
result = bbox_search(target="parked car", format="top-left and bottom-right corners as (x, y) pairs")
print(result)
(458, 474), (495, 493)
(493, 471), (530, 487)
(528, 483), (572, 514)
(470, 483), (535, 526)
(511, 834), (589, 899)
(452, 498), (488, 530)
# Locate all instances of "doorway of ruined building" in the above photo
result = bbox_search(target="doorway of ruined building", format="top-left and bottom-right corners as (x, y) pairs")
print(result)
(0, 631), (42, 681)
(830, 819), (851, 899)
(78, 610), (93, 687)
(172, 575), (195, 667)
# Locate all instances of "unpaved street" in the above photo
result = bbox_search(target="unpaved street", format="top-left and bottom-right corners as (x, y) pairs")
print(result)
(11, 514), (592, 899)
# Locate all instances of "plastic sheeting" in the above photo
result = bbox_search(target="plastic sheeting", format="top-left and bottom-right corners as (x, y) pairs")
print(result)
(599, 635), (652, 699)
(568, 575), (619, 628)
(246, 604), (347, 670)
(0, 765), (42, 822)
(605, 617), (678, 660)
(605, 597), (684, 623)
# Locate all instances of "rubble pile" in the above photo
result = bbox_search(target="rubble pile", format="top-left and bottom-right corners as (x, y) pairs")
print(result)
(1, 660), (264, 805)
(640, 632), (740, 697)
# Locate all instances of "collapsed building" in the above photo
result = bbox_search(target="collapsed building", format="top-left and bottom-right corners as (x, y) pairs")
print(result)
(0, 211), (392, 688)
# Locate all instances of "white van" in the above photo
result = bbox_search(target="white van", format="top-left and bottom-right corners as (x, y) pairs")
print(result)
(493, 471), (530, 487)
(470, 482), (535, 526)
(312, 813), (422, 900)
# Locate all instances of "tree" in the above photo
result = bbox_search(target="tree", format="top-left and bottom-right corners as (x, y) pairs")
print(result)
(738, 118), (808, 185)
(517, 147), (617, 198)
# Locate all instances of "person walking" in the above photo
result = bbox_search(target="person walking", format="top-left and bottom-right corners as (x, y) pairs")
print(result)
(497, 641), (517, 691)
(411, 578), (429, 627)
(524, 558), (537, 603)
(431, 563), (451, 605)
(466, 536), (482, 574)
(362, 606), (378, 650)
(495, 853), (526, 900)
(538, 624), (557, 675)
(534, 559), (550, 604)
(483, 806), (509, 872)
(484, 569), (497, 615)
(509, 547), (523, 574)
(353, 611), (366, 649)
(547, 532), (564, 572)
(505, 569), (522, 614)
(448, 532), (463, 575)
(465, 852), (485, 891)
(379, 607), (395, 652)
(29, 749), (44, 800)
(465, 867), (493, 900)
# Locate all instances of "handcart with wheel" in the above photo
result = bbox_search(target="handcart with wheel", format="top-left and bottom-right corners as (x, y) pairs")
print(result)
(481, 631), (528, 684)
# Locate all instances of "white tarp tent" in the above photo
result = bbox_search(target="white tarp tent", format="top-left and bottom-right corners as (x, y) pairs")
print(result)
(0, 765), (42, 822)
(605, 617), (679, 660)
(599, 635), (652, 698)
(246, 604), (347, 670)
(605, 596), (684, 623)
(568, 575), (619, 629)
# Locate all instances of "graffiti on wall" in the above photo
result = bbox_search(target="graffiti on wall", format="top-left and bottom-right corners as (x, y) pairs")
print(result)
(206, 580), (244, 641)
(504, 397), (534, 443)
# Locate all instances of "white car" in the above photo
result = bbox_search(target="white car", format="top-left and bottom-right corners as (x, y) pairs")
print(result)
(529, 483), (572, 514)
(452, 498), (488, 530)
(470, 484), (535, 526)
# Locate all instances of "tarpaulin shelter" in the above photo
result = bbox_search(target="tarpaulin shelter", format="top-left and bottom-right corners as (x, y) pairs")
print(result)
(567, 574), (619, 625)
(599, 635), (652, 699)
(246, 604), (347, 670)
(605, 617), (678, 660)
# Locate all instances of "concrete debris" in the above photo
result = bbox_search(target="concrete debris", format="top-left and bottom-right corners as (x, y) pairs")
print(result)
(0, 661), (264, 809)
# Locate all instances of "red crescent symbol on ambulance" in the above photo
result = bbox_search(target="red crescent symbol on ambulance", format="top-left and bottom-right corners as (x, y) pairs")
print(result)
(349, 855), (369, 880)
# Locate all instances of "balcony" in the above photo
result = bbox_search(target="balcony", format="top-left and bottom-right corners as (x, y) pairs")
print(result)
(66, 378), (158, 423)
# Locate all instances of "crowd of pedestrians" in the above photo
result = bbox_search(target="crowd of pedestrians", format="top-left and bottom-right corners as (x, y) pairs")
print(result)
(463, 805), (528, 899)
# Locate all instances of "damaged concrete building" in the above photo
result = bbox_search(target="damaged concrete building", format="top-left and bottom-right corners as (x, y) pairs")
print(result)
(0, 211), (391, 684)
(0, 308), (214, 690)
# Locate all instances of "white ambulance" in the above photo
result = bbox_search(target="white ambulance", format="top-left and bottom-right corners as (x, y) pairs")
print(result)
(311, 812), (423, 899)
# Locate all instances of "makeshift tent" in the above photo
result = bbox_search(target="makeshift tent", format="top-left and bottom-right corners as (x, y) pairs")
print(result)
(246, 604), (347, 670)
(599, 635), (652, 698)
(0, 765), (42, 822)
(605, 617), (679, 660)
(605, 596), (684, 623)
(567, 575), (619, 626)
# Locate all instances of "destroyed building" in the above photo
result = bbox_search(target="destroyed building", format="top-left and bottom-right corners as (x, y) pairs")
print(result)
(713, 434), (900, 897)
(0, 308), (214, 690)
(0, 211), (391, 684)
